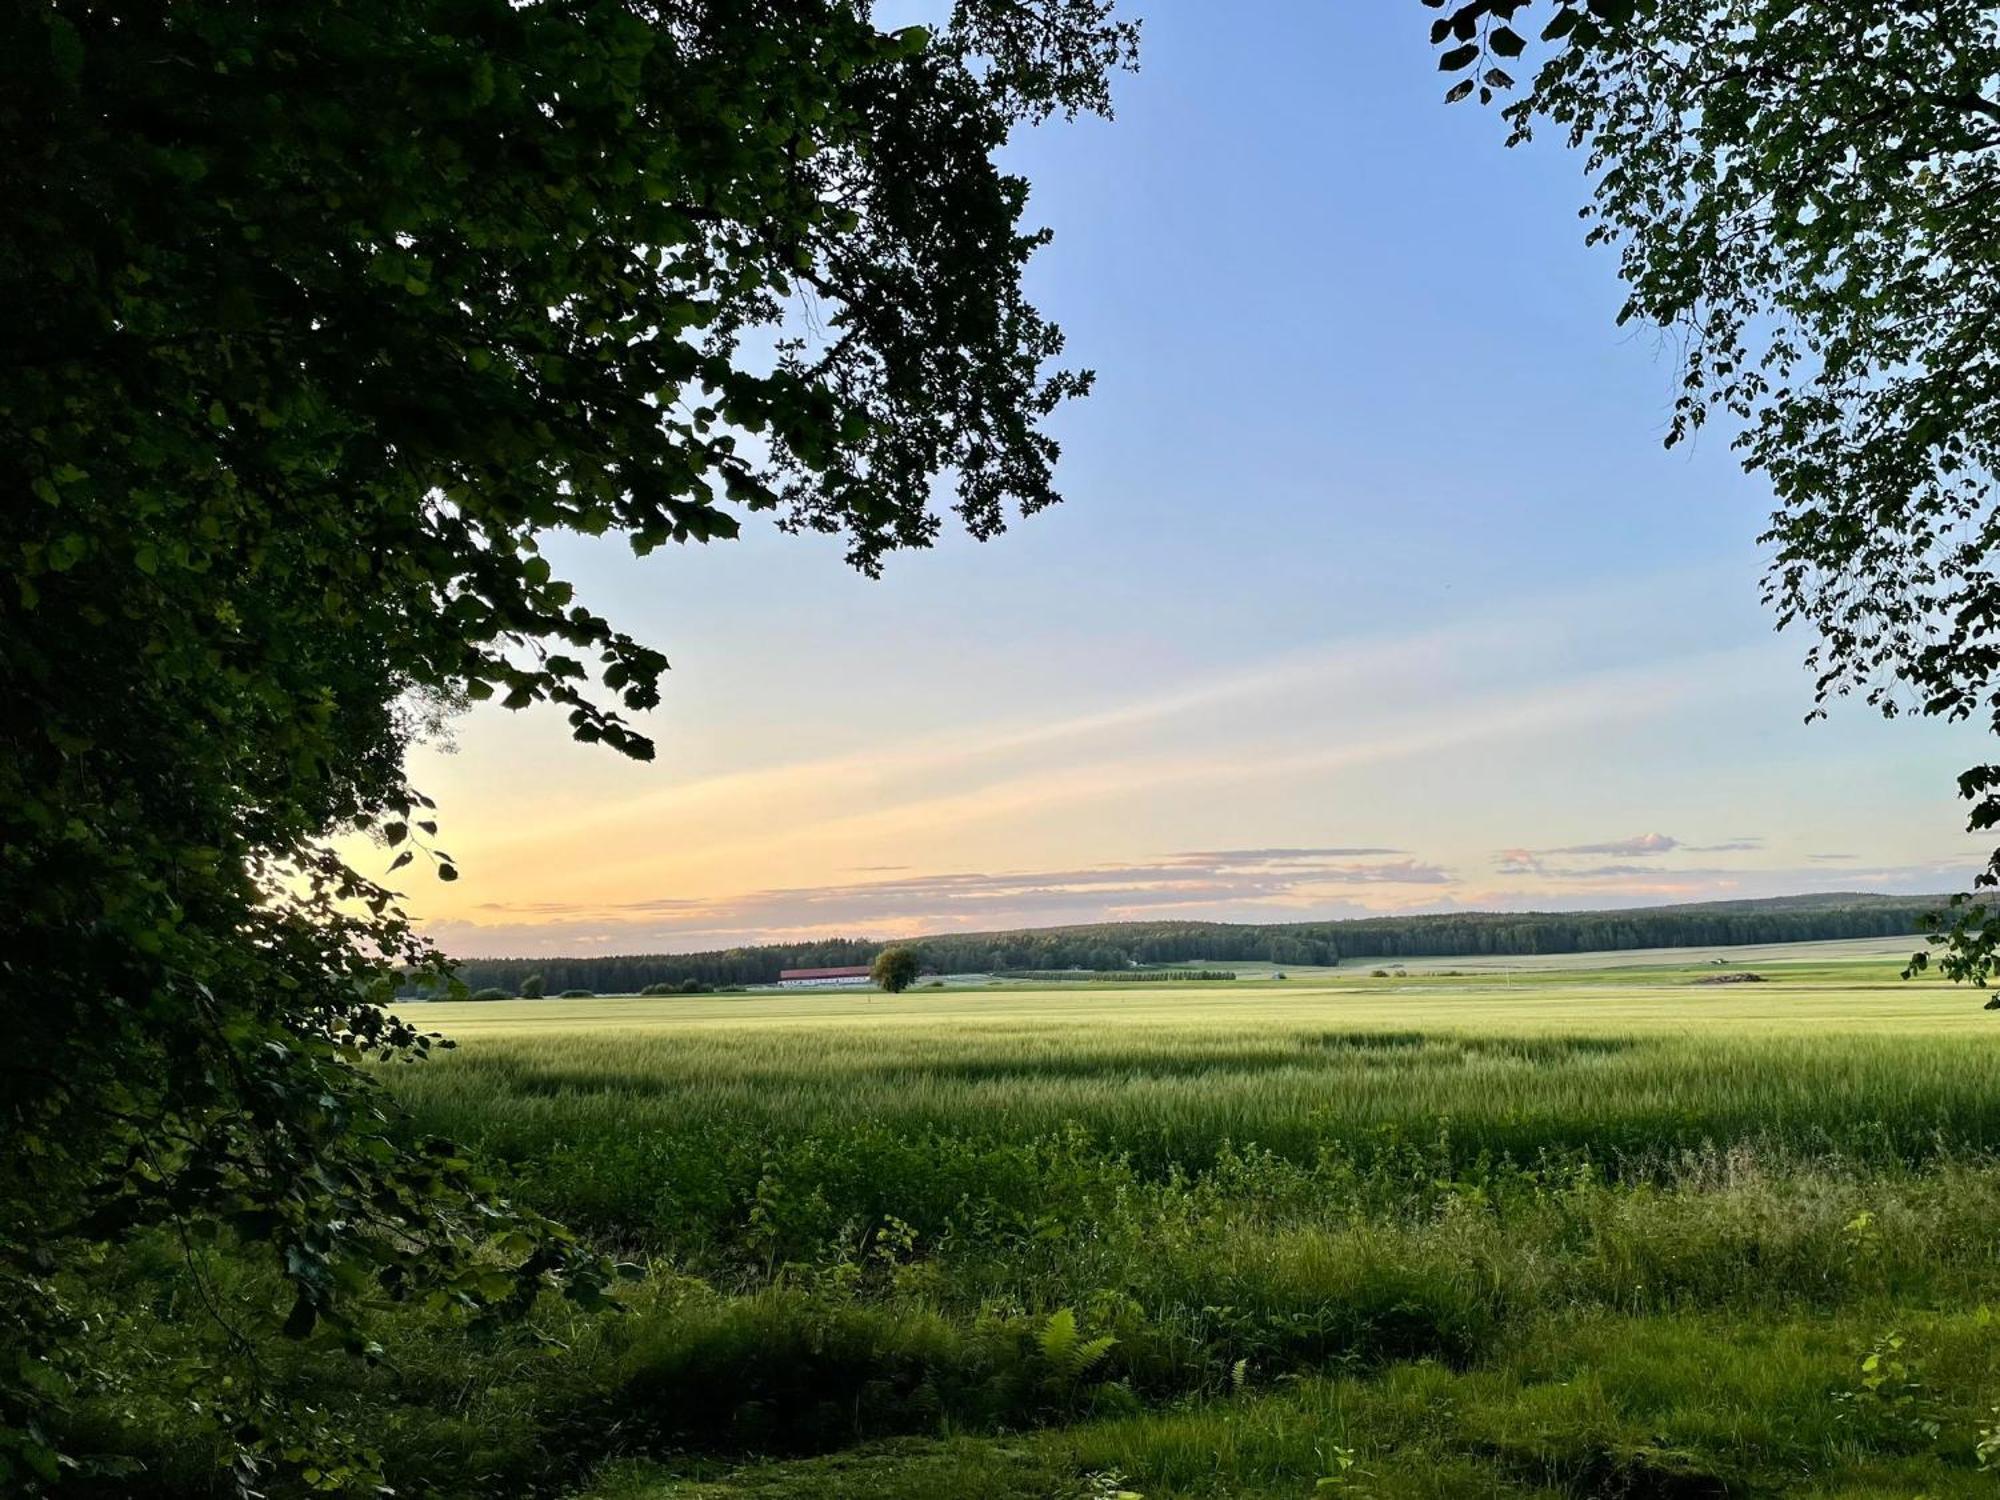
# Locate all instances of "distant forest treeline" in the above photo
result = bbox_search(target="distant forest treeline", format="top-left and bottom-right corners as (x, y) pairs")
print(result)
(421, 893), (1941, 997)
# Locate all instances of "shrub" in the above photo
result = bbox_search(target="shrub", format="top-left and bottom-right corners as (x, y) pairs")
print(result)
(468, 986), (512, 1002)
(557, 989), (595, 999)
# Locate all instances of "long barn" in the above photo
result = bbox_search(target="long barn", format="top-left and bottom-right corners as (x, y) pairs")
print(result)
(776, 965), (874, 989)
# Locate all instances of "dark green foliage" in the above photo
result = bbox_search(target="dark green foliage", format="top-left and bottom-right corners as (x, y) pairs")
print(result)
(587, 1310), (2000, 1499)
(1427, 2), (2000, 988)
(870, 946), (923, 994)
(0, 0), (1133, 1485)
(1311, 892), (1932, 959)
(440, 940), (889, 994)
(439, 893), (1935, 993)
(468, 986), (514, 1001)
(518, 973), (546, 1000)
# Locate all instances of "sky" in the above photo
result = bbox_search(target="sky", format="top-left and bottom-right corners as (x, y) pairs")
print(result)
(365, 2), (1994, 958)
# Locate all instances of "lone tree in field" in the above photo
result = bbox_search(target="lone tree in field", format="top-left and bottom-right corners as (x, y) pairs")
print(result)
(0, 0), (1133, 1479)
(1425, 0), (2000, 985)
(519, 973), (546, 1000)
(871, 945), (924, 993)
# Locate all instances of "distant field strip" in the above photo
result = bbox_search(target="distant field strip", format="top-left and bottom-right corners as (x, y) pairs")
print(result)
(413, 954), (1986, 1039)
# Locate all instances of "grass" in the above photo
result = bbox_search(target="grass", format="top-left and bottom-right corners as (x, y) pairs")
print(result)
(62, 951), (2000, 1498)
(392, 959), (2000, 1253)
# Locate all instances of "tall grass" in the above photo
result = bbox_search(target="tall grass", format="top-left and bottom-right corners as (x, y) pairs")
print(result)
(61, 968), (2000, 1498)
(385, 1023), (2000, 1254)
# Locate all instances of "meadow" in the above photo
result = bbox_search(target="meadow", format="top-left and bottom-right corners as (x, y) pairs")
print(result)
(76, 948), (2000, 1498)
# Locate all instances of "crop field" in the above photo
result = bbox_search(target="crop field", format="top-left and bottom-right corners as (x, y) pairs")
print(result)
(82, 950), (2000, 1497)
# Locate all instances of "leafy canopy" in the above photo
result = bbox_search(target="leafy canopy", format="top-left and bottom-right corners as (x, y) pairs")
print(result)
(0, 0), (1132, 1486)
(1427, 0), (2000, 983)
(871, 944), (925, 993)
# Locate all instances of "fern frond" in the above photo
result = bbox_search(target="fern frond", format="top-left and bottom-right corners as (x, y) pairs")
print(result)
(1039, 1307), (1079, 1371)
(1075, 1333), (1117, 1376)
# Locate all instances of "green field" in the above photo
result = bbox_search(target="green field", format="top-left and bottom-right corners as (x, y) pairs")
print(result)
(80, 950), (2000, 1497)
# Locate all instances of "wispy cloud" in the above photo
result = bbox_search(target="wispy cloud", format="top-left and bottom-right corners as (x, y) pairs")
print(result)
(1496, 832), (1772, 875)
(1546, 833), (1680, 857)
(442, 589), (1782, 876)
(388, 569), (1856, 955)
(1496, 836), (1680, 880)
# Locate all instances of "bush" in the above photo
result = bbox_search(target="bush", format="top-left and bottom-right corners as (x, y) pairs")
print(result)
(468, 986), (513, 1002)
(557, 989), (595, 999)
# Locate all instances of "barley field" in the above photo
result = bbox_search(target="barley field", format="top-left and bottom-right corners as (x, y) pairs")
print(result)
(84, 950), (2000, 1497)
(399, 959), (2000, 1240)
(379, 953), (2000, 1498)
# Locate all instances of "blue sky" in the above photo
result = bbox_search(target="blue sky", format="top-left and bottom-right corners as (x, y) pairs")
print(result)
(380, 3), (1991, 956)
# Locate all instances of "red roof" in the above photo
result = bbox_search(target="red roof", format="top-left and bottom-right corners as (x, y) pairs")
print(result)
(779, 965), (873, 980)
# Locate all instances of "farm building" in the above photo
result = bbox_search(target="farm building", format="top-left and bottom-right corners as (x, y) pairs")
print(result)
(777, 964), (874, 989)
